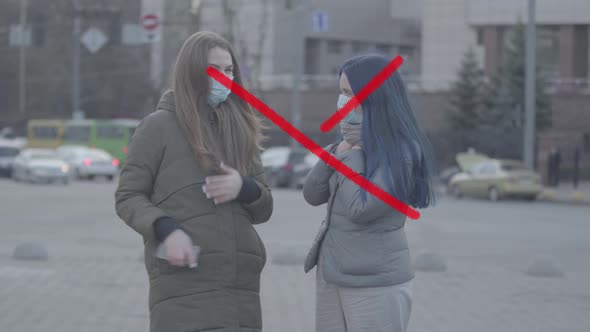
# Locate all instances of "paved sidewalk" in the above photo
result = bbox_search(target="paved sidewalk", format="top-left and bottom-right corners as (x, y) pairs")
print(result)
(541, 181), (590, 205)
(2, 182), (590, 332)
(2, 218), (590, 332)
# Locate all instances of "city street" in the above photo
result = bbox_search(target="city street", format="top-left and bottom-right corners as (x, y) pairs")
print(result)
(1, 178), (590, 332)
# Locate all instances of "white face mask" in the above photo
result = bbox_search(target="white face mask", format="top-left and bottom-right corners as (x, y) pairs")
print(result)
(337, 94), (362, 124)
(208, 75), (234, 107)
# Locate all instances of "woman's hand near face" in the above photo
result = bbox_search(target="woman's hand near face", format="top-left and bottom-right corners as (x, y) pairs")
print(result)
(336, 140), (353, 154)
(203, 162), (243, 205)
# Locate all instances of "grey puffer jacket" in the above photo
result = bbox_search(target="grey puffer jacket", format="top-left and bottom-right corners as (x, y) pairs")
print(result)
(303, 145), (414, 287)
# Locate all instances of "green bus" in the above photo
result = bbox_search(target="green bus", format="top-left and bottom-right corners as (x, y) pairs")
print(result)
(63, 119), (140, 164)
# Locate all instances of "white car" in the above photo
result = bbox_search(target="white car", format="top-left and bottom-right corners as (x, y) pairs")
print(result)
(261, 146), (307, 187)
(12, 149), (70, 185)
(60, 147), (119, 181)
(293, 152), (320, 189)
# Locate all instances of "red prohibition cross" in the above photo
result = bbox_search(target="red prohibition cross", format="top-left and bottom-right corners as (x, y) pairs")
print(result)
(206, 55), (419, 220)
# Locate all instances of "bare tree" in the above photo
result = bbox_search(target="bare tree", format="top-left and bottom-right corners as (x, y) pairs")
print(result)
(221, 0), (236, 45)
(227, 0), (270, 95)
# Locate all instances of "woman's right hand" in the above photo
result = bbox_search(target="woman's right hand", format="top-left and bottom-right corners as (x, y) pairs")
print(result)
(335, 140), (353, 154)
(163, 230), (197, 268)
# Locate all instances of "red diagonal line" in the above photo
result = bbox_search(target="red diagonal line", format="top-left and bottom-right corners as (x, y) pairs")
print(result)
(207, 66), (420, 220)
(319, 55), (404, 133)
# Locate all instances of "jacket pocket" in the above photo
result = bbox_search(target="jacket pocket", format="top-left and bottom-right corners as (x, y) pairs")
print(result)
(144, 241), (160, 279)
(304, 219), (328, 273)
(328, 230), (388, 276)
(156, 252), (222, 276)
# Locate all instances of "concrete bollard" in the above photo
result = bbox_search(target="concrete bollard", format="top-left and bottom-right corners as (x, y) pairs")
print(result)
(571, 191), (586, 203)
(525, 259), (564, 278)
(12, 242), (49, 261)
(540, 189), (555, 201)
(413, 251), (447, 272)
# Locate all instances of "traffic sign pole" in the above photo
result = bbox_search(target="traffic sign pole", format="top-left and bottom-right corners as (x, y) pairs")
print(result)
(72, 3), (81, 120)
(18, 0), (28, 117)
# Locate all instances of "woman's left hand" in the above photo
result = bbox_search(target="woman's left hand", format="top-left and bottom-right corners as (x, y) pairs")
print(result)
(203, 162), (243, 205)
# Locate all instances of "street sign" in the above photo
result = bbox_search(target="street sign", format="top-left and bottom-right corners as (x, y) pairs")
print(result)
(141, 13), (160, 41)
(312, 11), (329, 33)
(9, 24), (31, 47)
(81, 27), (108, 54)
(142, 14), (159, 31)
(122, 24), (145, 45)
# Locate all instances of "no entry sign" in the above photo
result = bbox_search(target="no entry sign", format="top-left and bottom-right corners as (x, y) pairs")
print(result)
(142, 14), (159, 31)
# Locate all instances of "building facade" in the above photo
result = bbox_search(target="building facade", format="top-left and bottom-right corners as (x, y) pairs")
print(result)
(0, 0), (159, 126)
(195, 0), (421, 90)
(421, 0), (590, 92)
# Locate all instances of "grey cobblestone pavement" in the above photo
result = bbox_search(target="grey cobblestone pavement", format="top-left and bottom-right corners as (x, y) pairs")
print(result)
(1, 180), (590, 331)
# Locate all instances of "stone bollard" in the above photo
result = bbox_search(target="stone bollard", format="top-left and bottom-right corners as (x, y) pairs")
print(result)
(413, 251), (447, 272)
(12, 242), (49, 261)
(571, 191), (586, 203)
(525, 259), (564, 278)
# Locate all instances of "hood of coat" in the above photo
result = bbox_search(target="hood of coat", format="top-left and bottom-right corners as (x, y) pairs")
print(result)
(157, 90), (176, 112)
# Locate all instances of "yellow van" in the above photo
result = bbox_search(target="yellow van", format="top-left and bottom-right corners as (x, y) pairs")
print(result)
(27, 119), (66, 149)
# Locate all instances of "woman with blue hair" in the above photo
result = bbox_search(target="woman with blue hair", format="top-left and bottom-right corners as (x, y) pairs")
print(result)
(303, 54), (435, 332)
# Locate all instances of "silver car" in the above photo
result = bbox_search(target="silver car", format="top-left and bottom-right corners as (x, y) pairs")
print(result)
(59, 146), (119, 181)
(12, 148), (70, 185)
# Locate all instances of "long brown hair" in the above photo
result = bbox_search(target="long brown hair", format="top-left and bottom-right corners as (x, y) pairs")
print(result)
(172, 31), (265, 175)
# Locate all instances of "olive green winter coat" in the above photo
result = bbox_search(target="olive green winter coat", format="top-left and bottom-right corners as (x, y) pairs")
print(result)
(115, 92), (273, 332)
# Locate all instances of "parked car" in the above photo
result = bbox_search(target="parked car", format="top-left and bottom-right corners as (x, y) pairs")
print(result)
(448, 152), (542, 201)
(293, 152), (320, 189)
(12, 148), (70, 184)
(261, 146), (307, 188)
(437, 166), (461, 187)
(0, 139), (26, 177)
(59, 146), (119, 181)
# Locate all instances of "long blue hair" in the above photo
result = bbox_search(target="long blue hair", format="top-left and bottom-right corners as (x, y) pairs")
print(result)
(340, 54), (435, 209)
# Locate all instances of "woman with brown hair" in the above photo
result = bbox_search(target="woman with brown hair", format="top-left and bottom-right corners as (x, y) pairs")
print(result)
(115, 31), (273, 332)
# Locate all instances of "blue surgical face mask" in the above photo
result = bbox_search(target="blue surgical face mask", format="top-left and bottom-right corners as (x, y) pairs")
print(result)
(337, 94), (362, 124)
(208, 75), (233, 107)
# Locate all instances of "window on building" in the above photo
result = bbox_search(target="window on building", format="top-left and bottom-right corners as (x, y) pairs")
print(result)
(304, 38), (320, 74)
(537, 26), (560, 79)
(376, 44), (391, 54)
(352, 41), (369, 54)
(584, 133), (590, 153)
(399, 46), (414, 59)
(476, 27), (484, 46)
(327, 40), (343, 54)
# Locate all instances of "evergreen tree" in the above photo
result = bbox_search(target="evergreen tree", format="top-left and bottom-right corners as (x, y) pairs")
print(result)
(448, 47), (487, 130)
(485, 21), (552, 130)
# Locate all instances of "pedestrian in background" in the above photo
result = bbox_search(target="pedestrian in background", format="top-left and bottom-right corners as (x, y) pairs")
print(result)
(303, 54), (436, 332)
(547, 147), (562, 187)
(115, 31), (273, 332)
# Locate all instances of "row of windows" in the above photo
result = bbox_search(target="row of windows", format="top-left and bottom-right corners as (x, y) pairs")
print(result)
(63, 126), (126, 141)
(17, 13), (122, 48)
(323, 39), (414, 56)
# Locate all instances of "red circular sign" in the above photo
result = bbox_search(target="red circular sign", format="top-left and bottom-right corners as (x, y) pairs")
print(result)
(142, 14), (159, 31)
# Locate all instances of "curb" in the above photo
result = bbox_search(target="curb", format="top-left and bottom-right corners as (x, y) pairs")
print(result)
(540, 190), (590, 206)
